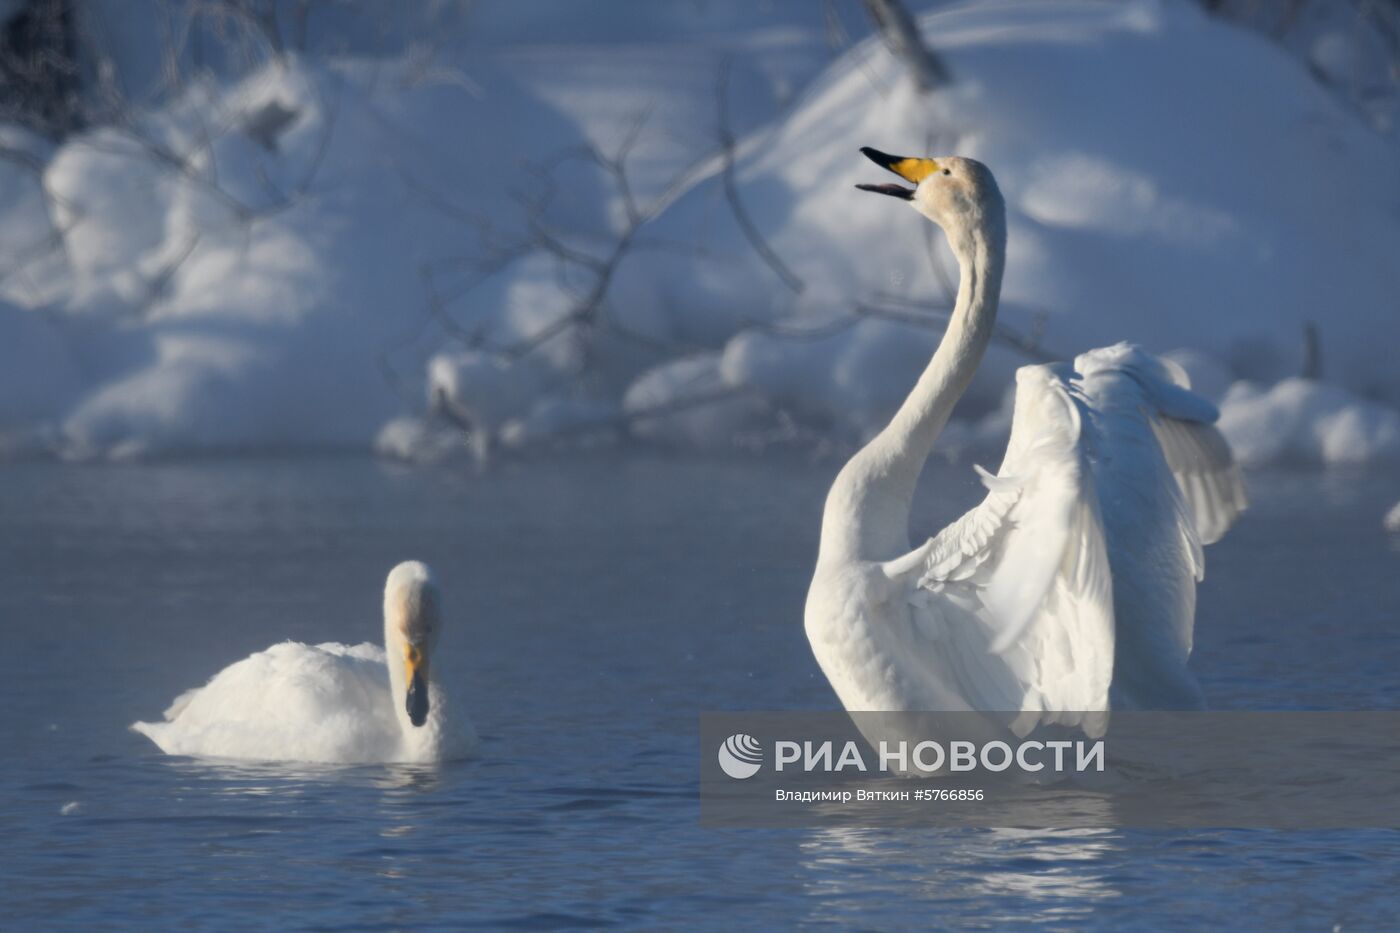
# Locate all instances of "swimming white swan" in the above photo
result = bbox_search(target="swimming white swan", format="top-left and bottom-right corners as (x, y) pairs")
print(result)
(132, 561), (476, 763)
(805, 150), (1246, 734)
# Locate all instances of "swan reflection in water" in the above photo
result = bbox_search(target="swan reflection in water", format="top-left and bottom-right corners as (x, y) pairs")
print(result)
(797, 819), (1124, 926)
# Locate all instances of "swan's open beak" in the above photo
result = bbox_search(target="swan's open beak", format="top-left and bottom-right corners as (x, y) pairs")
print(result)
(856, 147), (939, 200)
(404, 645), (429, 727)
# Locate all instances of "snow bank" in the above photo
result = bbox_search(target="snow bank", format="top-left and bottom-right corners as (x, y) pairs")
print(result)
(607, 0), (1400, 439)
(623, 353), (768, 450)
(1216, 378), (1400, 467)
(373, 417), (468, 467)
(0, 0), (1397, 467)
(599, 0), (1400, 462)
(500, 398), (621, 453)
(1, 54), (622, 458)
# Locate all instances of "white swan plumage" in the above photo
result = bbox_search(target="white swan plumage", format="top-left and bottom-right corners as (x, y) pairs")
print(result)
(805, 149), (1246, 736)
(132, 561), (476, 763)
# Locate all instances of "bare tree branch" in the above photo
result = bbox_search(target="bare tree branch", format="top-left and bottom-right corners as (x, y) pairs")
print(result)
(862, 0), (951, 92)
(716, 58), (805, 295)
(1301, 321), (1322, 380)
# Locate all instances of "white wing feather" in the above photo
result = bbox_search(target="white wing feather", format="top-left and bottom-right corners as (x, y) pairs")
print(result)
(907, 364), (1115, 736)
(1076, 343), (1247, 561)
(1073, 344), (1246, 708)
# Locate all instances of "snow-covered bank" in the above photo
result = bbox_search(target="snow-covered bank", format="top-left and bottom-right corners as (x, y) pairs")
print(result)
(3, 55), (626, 458)
(1217, 379), (1400, 467)
(597, 0), (1400, 449)
(0, 1), (1397, 466)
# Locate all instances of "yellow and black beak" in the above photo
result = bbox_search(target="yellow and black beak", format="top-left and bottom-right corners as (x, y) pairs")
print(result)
(404, 644), (430, 727)
(856, 147), (940, 200)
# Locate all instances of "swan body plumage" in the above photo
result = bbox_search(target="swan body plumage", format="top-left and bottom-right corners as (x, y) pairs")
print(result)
(132, 561), (476, 763)
(806, 150), (1245, 735)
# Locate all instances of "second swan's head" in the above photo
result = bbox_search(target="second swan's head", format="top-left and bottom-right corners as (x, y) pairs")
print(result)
(384, 560), (442, 728)
(856, 147), (1003, 235)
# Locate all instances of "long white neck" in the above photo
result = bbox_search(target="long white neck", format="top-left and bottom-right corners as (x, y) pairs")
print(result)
(383, 624), (450, 751)
(817, 210), (1006, 565)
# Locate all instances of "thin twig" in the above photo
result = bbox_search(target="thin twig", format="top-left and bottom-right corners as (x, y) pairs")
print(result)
(861, 0), (952, 91)
(716, 58), (805, 295)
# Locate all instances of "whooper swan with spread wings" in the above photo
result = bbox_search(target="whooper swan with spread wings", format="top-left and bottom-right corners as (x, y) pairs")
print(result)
(805, 149), (1246, 736)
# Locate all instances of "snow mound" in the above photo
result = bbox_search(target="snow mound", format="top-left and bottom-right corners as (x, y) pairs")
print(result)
(373, 417), (468, 467)
(623, 353), (768, 450)
(1217, 378), (1400, 466)
(1, 54), (616, 459)
(500, 398), (621, 453)
(428, 351), (550, 440)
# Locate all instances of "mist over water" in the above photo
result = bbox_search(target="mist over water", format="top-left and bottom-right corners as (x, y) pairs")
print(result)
(2, 457), (1397, 928)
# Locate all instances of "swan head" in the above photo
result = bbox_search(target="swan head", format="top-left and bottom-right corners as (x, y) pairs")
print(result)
(856, 147), (1003, 237)
(383, 560), (442, 728)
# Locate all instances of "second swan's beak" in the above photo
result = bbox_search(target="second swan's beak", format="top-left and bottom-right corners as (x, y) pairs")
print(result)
(404, 645), (430, 727)
(856, 147), (940, 200)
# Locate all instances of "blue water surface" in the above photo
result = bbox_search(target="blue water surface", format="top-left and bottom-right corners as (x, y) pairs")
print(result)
(1, 456), (1397, 929)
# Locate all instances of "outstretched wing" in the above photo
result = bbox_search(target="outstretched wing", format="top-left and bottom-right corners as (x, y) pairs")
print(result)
(1075, 343), (1247, 571)
(1141, 356), (1247, 547)
(899, 363), (1115, 736)
(1067, 345), (1246, 707)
